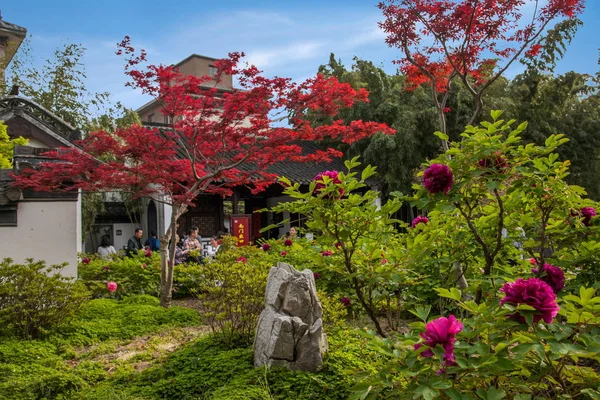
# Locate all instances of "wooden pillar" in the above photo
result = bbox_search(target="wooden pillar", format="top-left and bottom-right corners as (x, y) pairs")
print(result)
(232, 189), (240, 215)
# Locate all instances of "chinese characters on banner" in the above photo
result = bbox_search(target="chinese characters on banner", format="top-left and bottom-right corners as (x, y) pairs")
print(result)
(232, 215), (251, 246)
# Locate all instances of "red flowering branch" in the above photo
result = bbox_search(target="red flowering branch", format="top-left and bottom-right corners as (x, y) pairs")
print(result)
(379, 0), (585, 142)
(15, 37), (394, 307)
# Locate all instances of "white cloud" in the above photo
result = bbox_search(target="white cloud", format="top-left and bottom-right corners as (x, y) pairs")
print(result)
(245, 41), (325, 69)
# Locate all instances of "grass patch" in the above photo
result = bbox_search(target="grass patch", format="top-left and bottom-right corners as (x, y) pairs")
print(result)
(0, 295), (203, 400)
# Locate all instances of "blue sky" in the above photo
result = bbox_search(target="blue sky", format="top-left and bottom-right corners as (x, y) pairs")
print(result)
(2, 1), (599, 111)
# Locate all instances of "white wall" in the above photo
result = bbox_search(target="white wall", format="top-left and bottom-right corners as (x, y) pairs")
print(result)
(0, 200), (80, 277)
(112, 223), (136, 251)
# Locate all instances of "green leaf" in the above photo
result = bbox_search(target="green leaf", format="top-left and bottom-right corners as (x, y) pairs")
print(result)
(490, 110), (503, 121)
(409, 305), (432, 322)
(513, 395), (531, 400)
(581, 389), (600, 400)
(434, 131), (449, 141)
(413, 385), (438, 400)
(435, 287), (462, 301)
(476, 387), (506, 400)
(361, 164), (377, 182)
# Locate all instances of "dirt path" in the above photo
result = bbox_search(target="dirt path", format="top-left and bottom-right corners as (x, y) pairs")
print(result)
(68, 325), (211, 373)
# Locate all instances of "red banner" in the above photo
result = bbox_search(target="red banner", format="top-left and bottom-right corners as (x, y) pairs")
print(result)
(232, 215), (251, 246)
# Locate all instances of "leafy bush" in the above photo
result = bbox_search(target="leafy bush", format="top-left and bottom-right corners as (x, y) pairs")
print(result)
(355, 286), (600, 399)
(77, 329), (386, 400)
(0, 258), (90, 339)
(78, 250), (161, 298)
(176, 239), (272, 347)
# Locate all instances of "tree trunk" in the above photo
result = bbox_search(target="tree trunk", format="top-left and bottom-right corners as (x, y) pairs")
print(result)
(159, 204), (185, 308)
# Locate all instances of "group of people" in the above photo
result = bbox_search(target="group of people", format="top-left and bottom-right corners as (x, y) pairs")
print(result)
(96, 225), (297, 262)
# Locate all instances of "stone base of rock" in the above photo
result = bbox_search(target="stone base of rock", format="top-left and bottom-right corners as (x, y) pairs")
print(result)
(253, 262), (327, 372)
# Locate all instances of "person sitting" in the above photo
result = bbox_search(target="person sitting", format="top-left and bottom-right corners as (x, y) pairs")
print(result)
(172, 234), (188, 265)
(144, 229), (160, 251)
(127, 228), (143, 257)
(97, 235), (117, 258)
(183, 227), (203, 263)
(205, 236), (221, 258)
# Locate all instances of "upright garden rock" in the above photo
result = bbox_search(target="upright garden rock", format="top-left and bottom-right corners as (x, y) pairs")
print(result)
(254, 262), (327, 372)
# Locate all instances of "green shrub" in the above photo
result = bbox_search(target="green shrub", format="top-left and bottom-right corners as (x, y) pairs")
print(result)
(0, 258), (90, 339)
(81, 329), (385, 400)
(355, 286), (600, 399)
(176, 242), (273, 347)
(78, 251), (161, 298)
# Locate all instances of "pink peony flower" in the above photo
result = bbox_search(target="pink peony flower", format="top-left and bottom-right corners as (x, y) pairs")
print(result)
(340, 297), (351, 307)
(284, 239), (293, 247)
(107, 281), (118, 292)
(414, 315), (463, 364)
(500, 278), (560, 323)
(381, 259), (388, 264)
(142, 263), (147, 269)
(145, 248), (152, 257)
(529, 258), (538, 266)
(280, 251), (287, 256)
(262, 243), (271, 251)
(236, 256), (247, 263)
(532, 264), (565, 294)
(313, 272), (321, 279)
(581, 207), (596, 226)
(313, 170), (344, 198)
(321, 250), (333, 256)
(423, 164), (454, 194)
(411, 215), (429, 228)
(82, 258), (90, 265)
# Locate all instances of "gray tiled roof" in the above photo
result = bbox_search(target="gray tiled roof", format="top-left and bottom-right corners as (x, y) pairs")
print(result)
(0, 19), (27, 35)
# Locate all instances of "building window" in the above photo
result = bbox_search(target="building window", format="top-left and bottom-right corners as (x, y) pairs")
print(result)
(209, 65), (218, 76)
(0, 205), (17, 226)
(148, 114), (154, 123)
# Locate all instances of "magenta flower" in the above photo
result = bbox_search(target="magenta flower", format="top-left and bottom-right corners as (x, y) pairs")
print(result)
(423, 164), (454, 194)
(142, 263), (147, 269)
(280, 251), (287, 256)
(236, 256), (247, 263)
(581, 207), (596, 226)
(340, 297), (351, 307)
(334, 241), (343, 249)
(414, 315), (463, 365)
(82, 257), (90, 265)
(532, 264), (565, 294)
(411, 215), (429, 228)
(313, 170), (344, 198)
(381, 259), (388, 264)
(102, 265), (110, 272)
(321, 250), (333, 256)
(262, 243), (271, 251)
(313, 272), (321, 280)
(107, 281), (118, 292)
(500, 278), (560, 323)
(284, 239), (293, 247)
(145, 248), (152, 257)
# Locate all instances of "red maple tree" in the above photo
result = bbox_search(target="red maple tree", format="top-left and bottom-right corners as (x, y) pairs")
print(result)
(379, 0), (585, 149)
(15, 37), (394, 306)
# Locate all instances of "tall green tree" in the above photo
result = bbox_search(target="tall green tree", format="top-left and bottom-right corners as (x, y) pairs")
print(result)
(1, 38), (134, 131)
